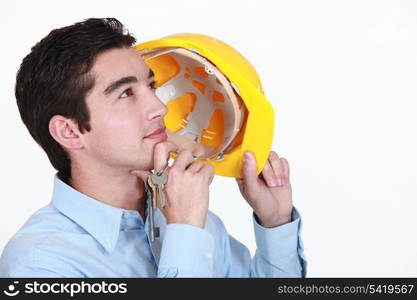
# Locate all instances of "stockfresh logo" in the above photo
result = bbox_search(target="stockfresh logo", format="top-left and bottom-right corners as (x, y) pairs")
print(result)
(3, 281), (20, 297)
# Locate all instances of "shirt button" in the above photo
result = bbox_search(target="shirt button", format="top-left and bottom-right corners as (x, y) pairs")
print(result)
(123, 212), (133, 218)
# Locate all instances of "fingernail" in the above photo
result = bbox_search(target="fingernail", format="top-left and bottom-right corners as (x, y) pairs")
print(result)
(244, 151), (251, 161)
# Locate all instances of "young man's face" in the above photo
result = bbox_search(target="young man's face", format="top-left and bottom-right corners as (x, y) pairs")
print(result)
(81, 47), (168, 172)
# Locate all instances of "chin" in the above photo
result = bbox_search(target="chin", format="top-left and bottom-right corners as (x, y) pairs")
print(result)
(131, 151), (154, 169)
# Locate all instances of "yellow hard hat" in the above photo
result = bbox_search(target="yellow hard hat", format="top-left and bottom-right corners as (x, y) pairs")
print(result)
(134, 33), (274, 178)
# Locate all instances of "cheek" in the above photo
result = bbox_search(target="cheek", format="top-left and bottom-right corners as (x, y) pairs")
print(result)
(92, 105), (145, 135)
(82, 103), (155, 168)
(87, 110), (146, 153)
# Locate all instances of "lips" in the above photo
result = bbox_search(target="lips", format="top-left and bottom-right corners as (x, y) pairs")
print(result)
(144, 126), (167, 140)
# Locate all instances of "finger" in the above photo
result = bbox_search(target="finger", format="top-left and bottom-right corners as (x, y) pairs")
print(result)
(200, 163), (215, 183)
(171, 149), (195, 171)
(268, 151), (284, 186)
(242, 150), (259, 189)
(186, 160), (205, 173)
(261, 159), (279, 187)
(153, 141), (178, 172)
(130, 170), (152, 181)
(280, 157), (290, 183)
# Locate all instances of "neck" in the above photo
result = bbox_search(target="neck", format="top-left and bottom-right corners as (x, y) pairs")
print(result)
(68, 160), (147, 220)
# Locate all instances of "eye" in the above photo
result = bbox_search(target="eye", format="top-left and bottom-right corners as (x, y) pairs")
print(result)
(148, 80), (157, 91)
(120, 87), (133, 99)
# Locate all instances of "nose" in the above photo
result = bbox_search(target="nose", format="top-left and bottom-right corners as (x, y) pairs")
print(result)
(147, 92), (168, 121)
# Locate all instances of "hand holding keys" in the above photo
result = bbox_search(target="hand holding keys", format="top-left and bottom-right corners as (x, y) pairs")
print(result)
(130, 142), (215, 242)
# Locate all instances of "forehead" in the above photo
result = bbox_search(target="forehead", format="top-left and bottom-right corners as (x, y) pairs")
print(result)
(91, 47), (149, 89)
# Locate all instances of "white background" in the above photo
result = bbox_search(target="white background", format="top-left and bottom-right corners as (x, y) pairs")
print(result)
(0, 0), (416, 277)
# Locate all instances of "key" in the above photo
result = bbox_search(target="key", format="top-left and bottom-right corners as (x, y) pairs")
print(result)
(148, 176), (158, 209)
(151, 171), (168, 208)
(144, 177), (160, 242)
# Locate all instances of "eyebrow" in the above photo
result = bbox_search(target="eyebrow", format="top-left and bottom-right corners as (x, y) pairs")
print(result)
(103, 76), (138, 95)
(103, 69), (155, 95)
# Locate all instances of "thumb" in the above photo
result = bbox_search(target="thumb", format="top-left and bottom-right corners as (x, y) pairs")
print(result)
(130, 170), (152, 181)
(242, 151), (259, 188)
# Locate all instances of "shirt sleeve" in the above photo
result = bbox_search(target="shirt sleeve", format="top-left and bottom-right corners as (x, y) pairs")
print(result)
(157, 223), (215, 277)
(250, 207), (307, 277)
(224, 207), (307, 277)
(156, 208), (307, 278)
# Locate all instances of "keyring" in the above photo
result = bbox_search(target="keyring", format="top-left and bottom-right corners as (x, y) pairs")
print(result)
(156, 161), (170, 176)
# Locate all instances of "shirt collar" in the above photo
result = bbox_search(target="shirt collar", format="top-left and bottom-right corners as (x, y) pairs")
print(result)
(51, 174), (128, 253)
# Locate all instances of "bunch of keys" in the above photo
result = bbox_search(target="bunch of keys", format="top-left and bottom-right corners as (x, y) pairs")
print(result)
(146, 162), (169, 242)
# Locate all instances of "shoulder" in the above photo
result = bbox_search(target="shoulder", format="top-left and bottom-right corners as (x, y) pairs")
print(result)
(4, 203), (81, 242)
(0, 204), (84, 277)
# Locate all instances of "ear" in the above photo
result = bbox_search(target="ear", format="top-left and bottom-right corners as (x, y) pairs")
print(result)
(49, 115), (84, 150)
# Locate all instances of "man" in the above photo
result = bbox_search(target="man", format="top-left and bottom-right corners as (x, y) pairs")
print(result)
(0, 18), (306, 277)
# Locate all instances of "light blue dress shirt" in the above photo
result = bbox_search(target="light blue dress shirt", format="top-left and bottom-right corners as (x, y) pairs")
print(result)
(0, 174), (307, 277)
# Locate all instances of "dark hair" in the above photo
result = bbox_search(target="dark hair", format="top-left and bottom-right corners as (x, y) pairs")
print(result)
(15, 18), (136, 182)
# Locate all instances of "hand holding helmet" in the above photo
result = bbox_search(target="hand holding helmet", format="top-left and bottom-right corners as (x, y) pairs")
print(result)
(135, 33), (293, 227)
